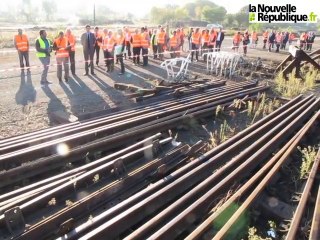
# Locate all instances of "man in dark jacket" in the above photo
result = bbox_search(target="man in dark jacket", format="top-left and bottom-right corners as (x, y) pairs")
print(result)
(81, 25), (96, 75)
(268, 30), (276, 52)
(215, 28), (225, 52)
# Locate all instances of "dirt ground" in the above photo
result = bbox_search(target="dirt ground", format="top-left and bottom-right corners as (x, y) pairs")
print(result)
(0, 37), (319, 139)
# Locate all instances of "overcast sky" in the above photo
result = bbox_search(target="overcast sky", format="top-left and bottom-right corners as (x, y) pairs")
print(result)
(0, 0), (319, 18)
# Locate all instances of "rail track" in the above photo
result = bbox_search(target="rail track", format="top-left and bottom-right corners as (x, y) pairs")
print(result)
(0, 79), (319, 240)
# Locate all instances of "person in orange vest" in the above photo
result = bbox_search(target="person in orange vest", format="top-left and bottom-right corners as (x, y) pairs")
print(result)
(53, 31), (71, 82)
(14, 29), (30, 72)
(115, 29), (125, 75)
(299, 32), (308, 50)
(93, 26), (102, 65)
(202, 29), (210, 61)
(275, 31), (283, 53)
(157, 27), (167, 61)
(177, 28), (184, 53)
(168, 30), (180, 58)
(124, 27), (132, 60)
(208, 28), (216, 52)
(233, 32), (241, 52)
(191, 28), (201, 62)
(65, 28), (76, 75)
(242, 30), (250, 56)
(101, 28), (109, 68)
(141, 27), (150, 66)
(104, 30), (116, 73)
(131, 28), (142, 65)
(251, 31), (258, 48)
(288, 32), (295, 45)
(262, 30), (268, 49)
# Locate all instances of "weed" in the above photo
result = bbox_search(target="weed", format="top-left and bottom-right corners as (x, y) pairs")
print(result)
(247, 220), (276, 240)
(93, 174), (100, 183)
(274, 68), (318, 98)
(298, 146), (318, 179)
(215, 105), (225, 118)
(65, 200), (73, 207)
(48, 198), (56, 206)
(208, 120), (235, 148)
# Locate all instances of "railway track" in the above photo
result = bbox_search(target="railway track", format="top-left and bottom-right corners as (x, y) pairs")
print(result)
(1, 79), (319, 240)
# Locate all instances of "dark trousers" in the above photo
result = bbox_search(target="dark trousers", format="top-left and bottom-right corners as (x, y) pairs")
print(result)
(116, 54), (125, 73)
(191, 43), (199, 61)
(83, 50), (94, 74)
(125, 42), (131, 58)
(106, 51), (114, 72)
(170, 46), (177, 58)
(276, 43), (280, 52)
(263, 39), (267, 49)
(152, 45), (158, 59)
(142, 48), (148, 66)
(157, 44), (165, 60)
(132, 47), (141, 64)
(306, 42), (313, 51)
(94, 45), (100, 64)
(103, 50), (108, 66)
(215, 41), (222, 51)
(202, 43), (208, 61)
(69, 51), (75, 75)
(18, 51), (30, 69)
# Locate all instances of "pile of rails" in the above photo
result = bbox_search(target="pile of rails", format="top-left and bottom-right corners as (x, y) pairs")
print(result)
(1, 92), (318, 240)
(49, 95), (319, 240)
(0, 80), (268, 239)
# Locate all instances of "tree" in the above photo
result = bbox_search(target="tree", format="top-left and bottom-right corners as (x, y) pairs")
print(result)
(20, 0), (38, 22)
(42, 0), (57, 21)
(224, 14), (235, 27)
(234, 6), (249, 28)
(202, 6), (226, 23)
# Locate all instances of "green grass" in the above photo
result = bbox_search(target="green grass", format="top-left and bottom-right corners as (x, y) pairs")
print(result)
(298, 146), (318, 179)
(274, 67), (318, 98)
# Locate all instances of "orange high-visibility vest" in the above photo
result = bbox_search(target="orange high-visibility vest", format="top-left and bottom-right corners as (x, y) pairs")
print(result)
(132, 34), (141, 47)
(54, 37), (69, 58)
(102, 36), (108, 51)
(276, 34), (283, 43)
(106, 36), (116, 52)
(252, 32), (258, 41)
(116, 35), (125, 45)
(208, 32), (216, 46)
(141, 32), (149, 48)
(169, 36), (178, 47)
(289, 33), (295, 40)
(300, 33), (307, 41)
(157, 32), (166, 44)
(203, 33), (209, 43)
(66, 34), (76, 51)
(233, 34), (241, 44)
(15, 34), (28, 52)
(192, 32), (201, 44)
(263, 31), (268, 39)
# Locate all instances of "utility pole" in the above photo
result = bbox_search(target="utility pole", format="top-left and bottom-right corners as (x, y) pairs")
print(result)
(93, 3), (96, 25)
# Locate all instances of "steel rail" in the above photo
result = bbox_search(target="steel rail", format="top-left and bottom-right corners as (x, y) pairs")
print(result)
(0, 133), (162, 197)
(185, 111), (320, 240)
(0, 86), (268, 188)
(55, 94), (304, 240)
(309, 184), (320, 240)
(124, 98), (320, 240)
(76, 96), (316, 240)
(15, 143), (191, 240)
(0, 82), (253, 154)
(0, 80), (236, 148)
(285, 148), (320, 240)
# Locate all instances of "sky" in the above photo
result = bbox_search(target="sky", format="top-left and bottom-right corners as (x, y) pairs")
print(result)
(0, 0), (248, 17)
(1, 0), (319, 18)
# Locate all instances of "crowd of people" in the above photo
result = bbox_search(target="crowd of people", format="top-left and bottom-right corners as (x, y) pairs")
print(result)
(13, 26), (316, 85)
(231, 30), (316, 56)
